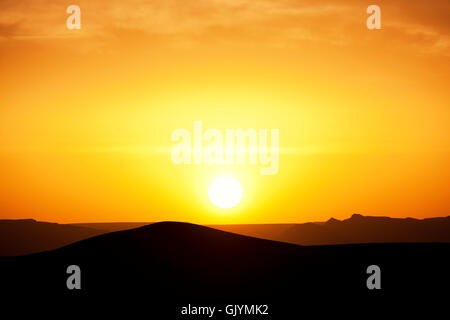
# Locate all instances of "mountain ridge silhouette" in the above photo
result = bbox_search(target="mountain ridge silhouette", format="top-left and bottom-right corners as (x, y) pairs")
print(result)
(1, 214), (449, 256)
(1, 221), (448, 315)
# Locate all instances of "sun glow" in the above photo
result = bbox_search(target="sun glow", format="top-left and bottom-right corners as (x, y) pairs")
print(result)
(208, 176), (243, 209)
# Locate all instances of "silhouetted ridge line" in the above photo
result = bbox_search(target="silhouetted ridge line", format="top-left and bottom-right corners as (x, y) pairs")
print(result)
(2, 214), (449, 256)
(1, 220), (448, 308)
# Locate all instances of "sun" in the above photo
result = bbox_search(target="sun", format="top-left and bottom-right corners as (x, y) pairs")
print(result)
(208, 176), (243, 209)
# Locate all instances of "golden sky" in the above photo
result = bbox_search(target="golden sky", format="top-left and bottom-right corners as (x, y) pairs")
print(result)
(1, 0), (449, 223)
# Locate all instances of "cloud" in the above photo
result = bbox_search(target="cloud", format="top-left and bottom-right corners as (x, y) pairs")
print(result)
(385, 21), (450, 56)
(0, 0), (448, 56)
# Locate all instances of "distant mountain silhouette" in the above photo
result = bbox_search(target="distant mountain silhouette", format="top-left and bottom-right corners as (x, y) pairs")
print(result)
(71, 222), (151, 232)
(211, 214), (450, 245)
(277, 214), (450, 245)
(0, 219), (106, 256)
(1, 222), (448, 314)
(2, 214), (449, 256)
(208, 223), (294, 242)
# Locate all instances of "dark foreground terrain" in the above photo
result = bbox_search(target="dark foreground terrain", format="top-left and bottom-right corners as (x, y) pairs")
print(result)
(1, 222), (449, 316)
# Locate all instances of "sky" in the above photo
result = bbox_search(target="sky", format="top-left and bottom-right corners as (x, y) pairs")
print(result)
(0, 0), (449, 223)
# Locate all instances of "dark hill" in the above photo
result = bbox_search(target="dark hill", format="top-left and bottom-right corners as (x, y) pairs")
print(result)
(3, 215), (450, 257)
(1, 222), (448, 315)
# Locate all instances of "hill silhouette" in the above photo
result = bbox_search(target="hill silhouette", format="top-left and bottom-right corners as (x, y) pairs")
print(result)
(211, 215), (450, 245)
(276, 214), (450, 245)
(1, 222), (448, 315)
(70, 222), (151, 232)
(2, 214), (449, 256)
(0, 219), (106, 256)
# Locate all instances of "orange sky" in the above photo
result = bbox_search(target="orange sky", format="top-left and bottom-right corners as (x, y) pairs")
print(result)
(1, 0), (449, 223)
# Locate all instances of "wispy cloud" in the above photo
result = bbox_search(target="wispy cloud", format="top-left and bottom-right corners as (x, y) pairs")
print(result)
(0, 0), (449, 55)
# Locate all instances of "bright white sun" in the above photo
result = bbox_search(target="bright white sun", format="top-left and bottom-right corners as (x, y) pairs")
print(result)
(208, 176), (243, 209)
